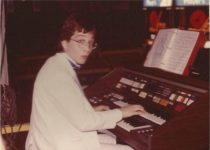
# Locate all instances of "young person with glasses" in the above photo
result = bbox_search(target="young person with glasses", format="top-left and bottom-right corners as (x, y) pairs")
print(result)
(25, 12), (145, 150)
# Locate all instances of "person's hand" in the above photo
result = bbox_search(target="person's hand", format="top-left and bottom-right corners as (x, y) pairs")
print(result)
(120, 104), (145, 118)
(94, 105), (110, 111)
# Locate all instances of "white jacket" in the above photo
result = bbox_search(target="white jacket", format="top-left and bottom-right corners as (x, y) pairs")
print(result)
(25, 52), (122, 150)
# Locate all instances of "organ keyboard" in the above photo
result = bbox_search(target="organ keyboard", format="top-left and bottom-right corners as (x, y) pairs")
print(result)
(85, 67), (209, 150)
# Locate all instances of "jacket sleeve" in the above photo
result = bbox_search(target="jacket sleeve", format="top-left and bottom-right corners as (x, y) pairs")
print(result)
(37, 66), (122, 132)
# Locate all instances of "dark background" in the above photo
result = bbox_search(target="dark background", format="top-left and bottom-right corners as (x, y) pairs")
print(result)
(2, 1), (209, 150)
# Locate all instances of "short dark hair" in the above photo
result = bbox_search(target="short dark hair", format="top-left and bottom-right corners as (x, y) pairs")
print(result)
(57, 12), (96, 51)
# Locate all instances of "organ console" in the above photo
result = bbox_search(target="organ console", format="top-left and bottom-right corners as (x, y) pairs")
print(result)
(84, 67), (209, 150)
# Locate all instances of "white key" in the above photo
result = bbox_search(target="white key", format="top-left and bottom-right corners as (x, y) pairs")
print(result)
(117, 120), (151, 132)
(139, 112), (166, 125)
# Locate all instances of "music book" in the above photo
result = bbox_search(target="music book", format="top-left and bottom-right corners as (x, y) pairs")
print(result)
(144, 28), (204, 75)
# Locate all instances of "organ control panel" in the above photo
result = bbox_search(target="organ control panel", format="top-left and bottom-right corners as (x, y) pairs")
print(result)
(84, 67), (209, 150)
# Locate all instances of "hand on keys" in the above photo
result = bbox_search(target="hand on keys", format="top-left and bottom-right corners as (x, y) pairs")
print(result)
(120, 104), (146, 118)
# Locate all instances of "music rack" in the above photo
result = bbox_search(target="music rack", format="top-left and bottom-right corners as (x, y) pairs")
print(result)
(84, 67), (209, 150)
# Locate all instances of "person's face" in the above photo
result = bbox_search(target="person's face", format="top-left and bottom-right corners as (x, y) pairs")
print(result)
(61, 31), (96, 65)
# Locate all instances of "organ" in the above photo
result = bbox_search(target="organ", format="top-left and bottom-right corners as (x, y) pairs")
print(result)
(84, 67), (209, 150)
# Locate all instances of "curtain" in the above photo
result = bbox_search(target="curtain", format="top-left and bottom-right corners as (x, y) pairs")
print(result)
(0, 0), (9, 85)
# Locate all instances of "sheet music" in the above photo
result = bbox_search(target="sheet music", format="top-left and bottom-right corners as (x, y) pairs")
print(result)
(144, 29), (174, 68)
(159, 30), (199, 74)
(144, 29), (200, 75)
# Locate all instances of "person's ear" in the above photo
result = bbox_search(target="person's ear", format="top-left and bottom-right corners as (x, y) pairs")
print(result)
(61, 40), (67, 51)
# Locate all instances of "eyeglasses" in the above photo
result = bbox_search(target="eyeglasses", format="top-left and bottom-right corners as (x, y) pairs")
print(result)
(71, 39), (97, 50)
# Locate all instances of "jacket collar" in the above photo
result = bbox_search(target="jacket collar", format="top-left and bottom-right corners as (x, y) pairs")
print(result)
(62, 52), (81, 70)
